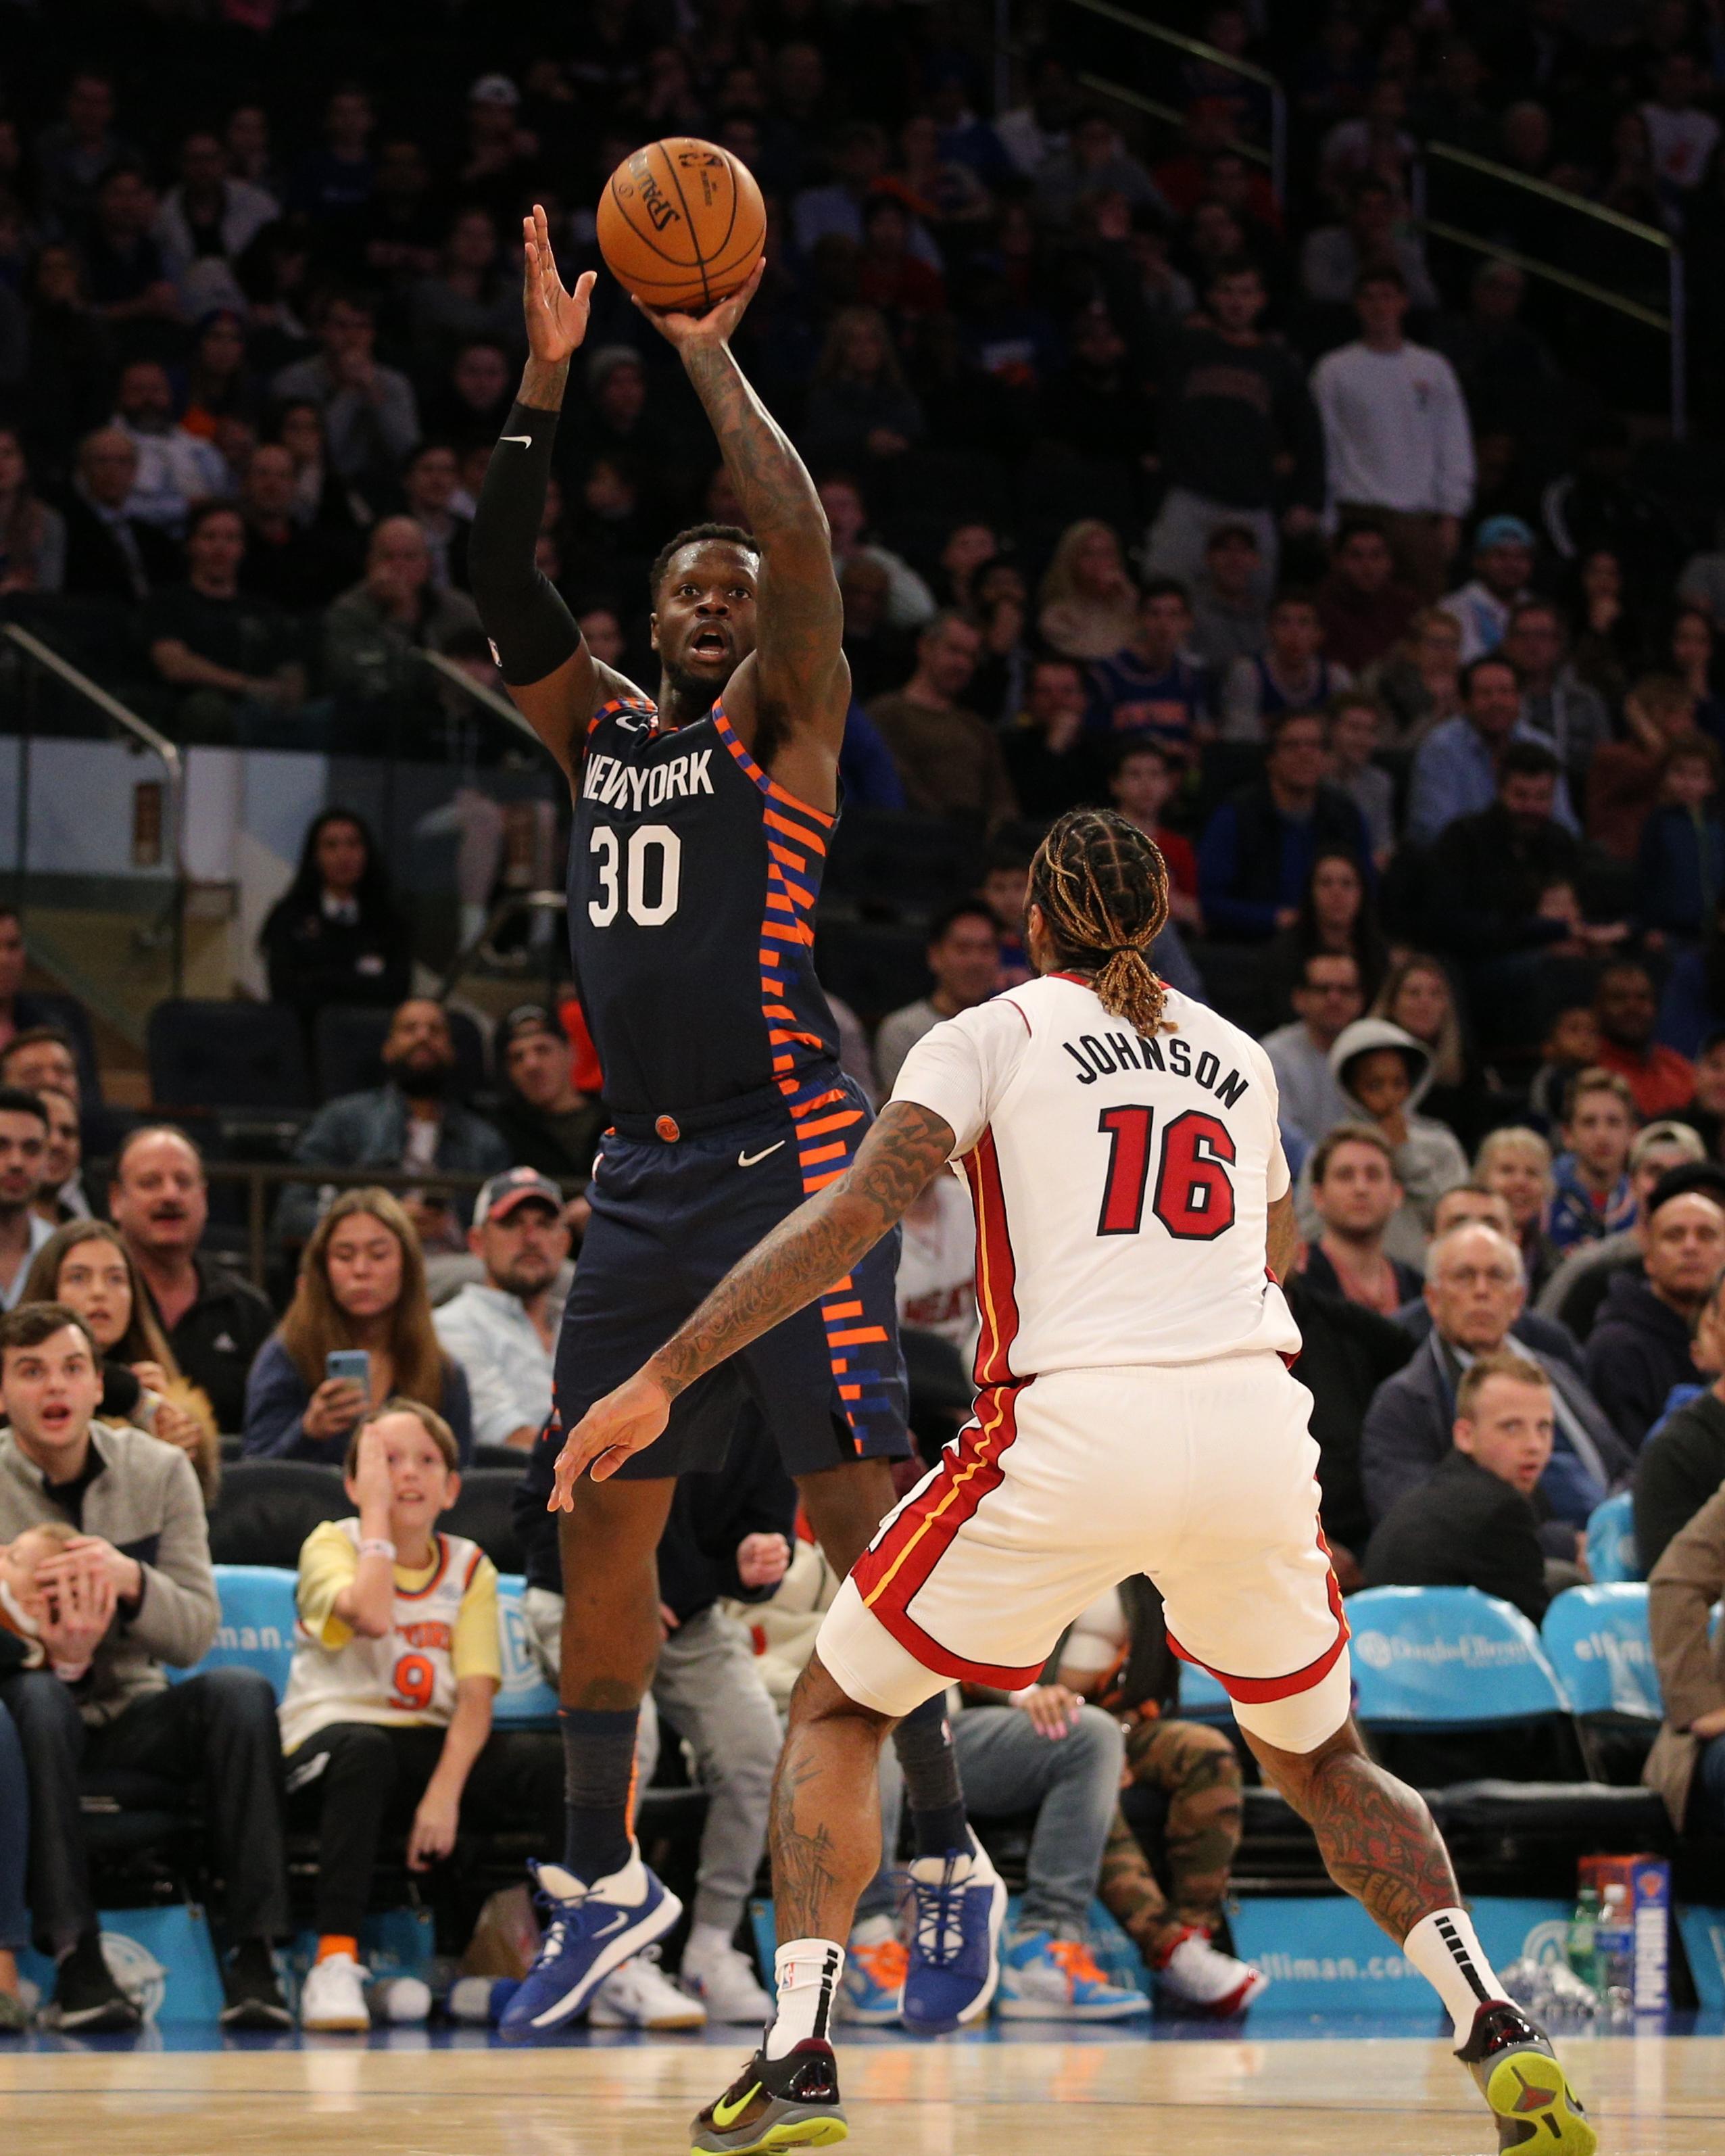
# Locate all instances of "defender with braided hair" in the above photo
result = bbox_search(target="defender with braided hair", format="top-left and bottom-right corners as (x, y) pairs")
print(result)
(561, 805), (1595, 2156)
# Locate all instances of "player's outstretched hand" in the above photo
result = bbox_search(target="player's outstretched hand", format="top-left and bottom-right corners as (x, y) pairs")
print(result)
(522, 203), (596, 364)
(631, 257), (764, 353)
(549, 1368), (673, 1504)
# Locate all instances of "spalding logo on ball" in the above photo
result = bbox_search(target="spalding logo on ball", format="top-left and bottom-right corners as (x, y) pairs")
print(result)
(597, 135), (767, 312)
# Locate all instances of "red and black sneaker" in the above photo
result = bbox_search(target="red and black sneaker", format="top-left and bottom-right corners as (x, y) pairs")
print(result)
(690, 2038), (849, 2153)
(1455, 1999), (1598, 2155)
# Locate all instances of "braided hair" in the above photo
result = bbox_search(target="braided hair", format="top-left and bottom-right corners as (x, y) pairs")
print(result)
(1029, 808), (1171, 1036)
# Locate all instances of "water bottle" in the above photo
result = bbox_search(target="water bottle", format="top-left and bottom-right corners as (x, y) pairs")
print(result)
(1566, 1888), (1601, 1990)
(1597, 1884), (1634, 2001)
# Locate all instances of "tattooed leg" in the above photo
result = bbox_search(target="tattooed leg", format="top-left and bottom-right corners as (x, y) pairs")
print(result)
(1243, 1718), (1458, 1940)
(771, 1653), (897, 1947)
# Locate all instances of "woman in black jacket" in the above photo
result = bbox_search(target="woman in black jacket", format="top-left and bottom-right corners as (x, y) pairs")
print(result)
(260, 807), (412, 1034)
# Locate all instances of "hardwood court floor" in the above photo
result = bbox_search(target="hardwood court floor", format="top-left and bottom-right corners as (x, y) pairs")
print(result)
(2, 2031), (1722, 2156)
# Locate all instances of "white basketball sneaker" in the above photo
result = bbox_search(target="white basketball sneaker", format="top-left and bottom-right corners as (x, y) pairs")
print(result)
(1150, 1927), (1269, 2017)
(679, 1930), (773, 2023)
(299, 1953), (371, 2032)
(589, 1946), (708, 2030)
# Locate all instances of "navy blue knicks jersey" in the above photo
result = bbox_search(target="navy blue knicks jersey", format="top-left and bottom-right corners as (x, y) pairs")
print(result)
(572, 690), (847, 1126)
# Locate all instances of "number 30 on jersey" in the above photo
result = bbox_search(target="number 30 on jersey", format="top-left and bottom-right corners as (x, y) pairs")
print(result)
(1096, 1105), (1237, 1241)
(589, 824), (682, 927)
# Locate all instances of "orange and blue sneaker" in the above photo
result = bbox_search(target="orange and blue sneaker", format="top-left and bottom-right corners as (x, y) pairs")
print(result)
(899, 1838), (1006, 2034)
(1456, 1999), (1597, 2155)
(837, 1916), (907, 2026)
(690, 2038), (848, 2153)
(996, 1930), (1150, 2020)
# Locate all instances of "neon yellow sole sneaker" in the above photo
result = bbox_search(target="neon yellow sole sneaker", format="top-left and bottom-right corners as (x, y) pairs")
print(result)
(1457, 2001), (1599, 2155)
(691, 2039), (850, 2154)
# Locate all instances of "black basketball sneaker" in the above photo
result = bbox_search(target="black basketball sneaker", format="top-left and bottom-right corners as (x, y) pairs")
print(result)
(1457, 1999), (1598, 2155)
(689, 2038), (848, 2153)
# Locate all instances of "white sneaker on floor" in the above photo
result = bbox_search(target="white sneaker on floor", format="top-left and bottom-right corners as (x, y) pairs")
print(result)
(679, 1934), (773, 2023)
(1152, 1929), (1269, 2017)
(589, 1945), (707, 2030)
(299, 1953), (371, 2032)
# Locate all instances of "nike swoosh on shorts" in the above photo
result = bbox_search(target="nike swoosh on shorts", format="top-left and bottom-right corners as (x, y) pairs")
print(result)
(738, 1141), (787, 1168)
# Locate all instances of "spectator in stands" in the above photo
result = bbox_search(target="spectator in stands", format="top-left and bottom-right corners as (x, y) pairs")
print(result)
(1220, 590), (1351, 742)
(1642, 49), (1720, 199)
(1086, 579), (1212, 762)
(1142, 258), (1323, 595)
(822, 475), (936, 635)
(245, 1188), (473, 1465)
(400, 442), (472, 594)
(279, 998), (509, 1251)
(0, 912), (94, 1091)
(1186, 523), (1269, 673)
(1476, 1127), (1559, 1297)
(1593, 961), (1695, 1119)
(1586, 1186), (1725, 1453)
(1502, 598), (1611, 786)
(1408, 657), (1578, 847)
(1317, 519), (1420, 680)
(1303, 1124), (1422, 1315)
(34, 1091), (88, 1227)
(487, 1005), (606, 1187)
(0, 431), (66, 595)
(1369, 605), (1464, 746)
(1538, 1132), (1710, 1342)
(407, 208), (522, 378)
(1263, 849), (1388, 1025)
(1301, 174), (1438, 311)
(0, 1302), (291, 2031)
(800, 306), (926, 473)
(1326, 691), (1395, 867)
(110, 359), (228, 533)
(1109, 740), (1200, 930)
(1438, 517), (1536, 665)
(875, 900), (1002, 1094)
(433, 1169), (569, 1452)
(1547, 1068), (1639, 1257)
(260, 808), (412, 1036)
(0, 1028), (107, 1167)
(1310, 267), (1474, 602)
(60, 427), (180, 601)
(1298, 1018), (1469, 1264)
(1001, 655), (1109, 821)
(1645, 1481), (1725, 1835)
(1589, 673), (1705, 864)
(288, 84), (376, 219)
(1264, 951), (1365, 1153)
(0, 1091), (50, 1314)
(154, 128), (278, 302)
(83, 164), (180, 354)
(235, 441), (358, 611)
(1359, 1224), (1628, 1539)
(270, 291), (420, 490)
(34, 68), (132, 229)
(23, 1221), (217, 1501)
(323, 517), (484, 706)
(1363, 1350), (1557, 1623)
(1197, 711), (1370, 942)
(1635, 1265), (1725, 1575)
(865, 613), (1019, 828)
(1036, 519), (1139, 661)
(1636, 740), (1725, 944)
(282, 1400), (558, 2032)
(143, 503), (306, 743)
(1528, 1005), (1603, 1133)
(108, 1126), (274, 1433)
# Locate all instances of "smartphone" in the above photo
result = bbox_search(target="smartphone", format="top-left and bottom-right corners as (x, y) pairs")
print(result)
(324, 1349), (370, 1388)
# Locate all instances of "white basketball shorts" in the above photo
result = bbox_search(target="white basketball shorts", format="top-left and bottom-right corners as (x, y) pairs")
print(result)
(822, 1351), (1352, 1751)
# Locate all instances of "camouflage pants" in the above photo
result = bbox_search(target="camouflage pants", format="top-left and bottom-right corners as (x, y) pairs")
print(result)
(1098, 1717), (1242, 1960)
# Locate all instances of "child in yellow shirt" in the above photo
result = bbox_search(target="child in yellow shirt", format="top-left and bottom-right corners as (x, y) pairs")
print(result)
(281, 1399), (558, 2031)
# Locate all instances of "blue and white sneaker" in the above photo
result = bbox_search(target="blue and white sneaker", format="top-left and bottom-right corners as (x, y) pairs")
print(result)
(900, 1838), (1006, 2034)
(498, 1851), (681, 2036)
(996, 1929), (1150, 2020)
(837, 1914), (907, 2026)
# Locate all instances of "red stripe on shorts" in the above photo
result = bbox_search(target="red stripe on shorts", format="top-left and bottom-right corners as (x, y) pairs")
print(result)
(961, 1129), (1020, 1388)
(1164, 1529), (1351, 1704)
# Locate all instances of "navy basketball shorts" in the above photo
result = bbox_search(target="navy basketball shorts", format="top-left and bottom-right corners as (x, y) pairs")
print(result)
(546, 1072), (910, 1481)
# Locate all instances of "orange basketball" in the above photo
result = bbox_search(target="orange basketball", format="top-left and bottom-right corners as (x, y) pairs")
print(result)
(596, 137), (766, 311)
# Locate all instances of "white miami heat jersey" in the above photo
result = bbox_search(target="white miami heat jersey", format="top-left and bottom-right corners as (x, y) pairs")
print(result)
(890, 974), (1300, 1381)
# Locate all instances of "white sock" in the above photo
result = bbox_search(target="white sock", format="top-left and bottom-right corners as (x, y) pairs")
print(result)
(764, 1938), (846, 2059)
(1403, 1908), (1511, 2040)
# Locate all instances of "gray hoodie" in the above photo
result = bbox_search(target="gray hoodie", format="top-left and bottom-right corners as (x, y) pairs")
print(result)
(1294, 1017), (1469, 1267)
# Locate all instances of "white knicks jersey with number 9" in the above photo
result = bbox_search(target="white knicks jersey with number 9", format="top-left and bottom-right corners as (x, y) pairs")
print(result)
(890, 974), (1301, 1380)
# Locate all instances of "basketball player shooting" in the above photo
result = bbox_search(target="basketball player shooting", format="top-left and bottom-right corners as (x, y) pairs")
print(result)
(558, 810), (1597, 2156)
(466, 207), (996, 2041)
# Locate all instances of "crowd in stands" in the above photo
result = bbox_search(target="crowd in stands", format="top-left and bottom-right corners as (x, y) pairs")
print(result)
(4, 0), (1725, 2039)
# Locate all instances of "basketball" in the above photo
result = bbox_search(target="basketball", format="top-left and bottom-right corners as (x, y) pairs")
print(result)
(596, 137), (766, 312)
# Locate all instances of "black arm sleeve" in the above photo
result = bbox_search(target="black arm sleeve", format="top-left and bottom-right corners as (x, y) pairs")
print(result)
(467, 401), (583, 688)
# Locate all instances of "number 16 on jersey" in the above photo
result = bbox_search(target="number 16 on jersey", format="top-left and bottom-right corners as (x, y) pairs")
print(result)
(1096, 1106), (1237, 1241)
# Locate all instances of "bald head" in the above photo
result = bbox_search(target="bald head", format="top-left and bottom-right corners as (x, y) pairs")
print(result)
(1424, 1222), (1526, 1353)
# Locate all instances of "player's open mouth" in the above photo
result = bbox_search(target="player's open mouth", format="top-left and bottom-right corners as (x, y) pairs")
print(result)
(689, 628), (730, 658)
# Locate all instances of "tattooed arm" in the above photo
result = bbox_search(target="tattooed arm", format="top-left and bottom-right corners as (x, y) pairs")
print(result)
(550, 1101), (955, 1500)
(633, 264), (849, 800)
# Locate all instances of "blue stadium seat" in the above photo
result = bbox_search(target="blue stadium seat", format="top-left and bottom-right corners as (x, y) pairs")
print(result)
(1541, 1585), (1662, 1722)
(493, 1575), (560, 1727)
(1346, 1586), (1572, 1727)
(174, 1565), (299, 1701)
(1585, 1491), (1643, 1585)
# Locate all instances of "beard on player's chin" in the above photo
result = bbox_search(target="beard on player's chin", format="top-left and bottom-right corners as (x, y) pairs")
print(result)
(663, 652), (742, 702)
